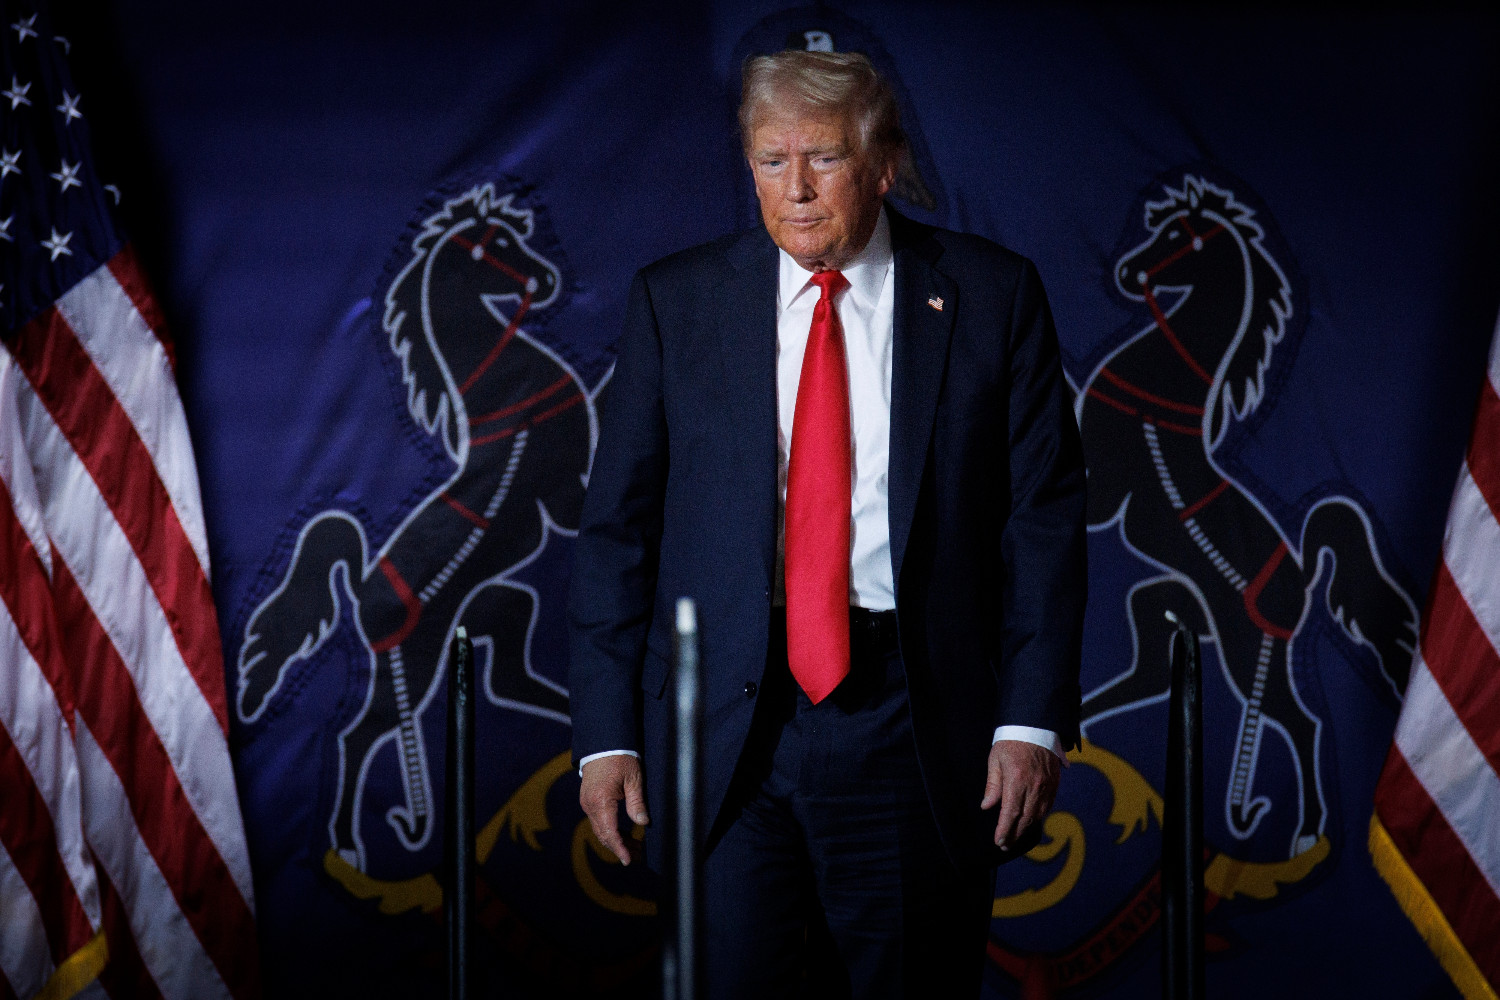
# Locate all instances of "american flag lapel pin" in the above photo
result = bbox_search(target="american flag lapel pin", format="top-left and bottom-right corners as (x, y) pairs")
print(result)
(927, 295), (944, 311)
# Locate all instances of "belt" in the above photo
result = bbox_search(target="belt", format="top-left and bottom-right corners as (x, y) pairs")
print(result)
(848, 605), (899, 658)
(769, 606), (899, 656)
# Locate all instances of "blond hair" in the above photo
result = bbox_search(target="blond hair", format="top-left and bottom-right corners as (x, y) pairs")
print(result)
(738, 50), (906, 161)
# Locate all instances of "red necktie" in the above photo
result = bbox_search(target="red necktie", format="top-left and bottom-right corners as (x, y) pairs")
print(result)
(785, 270), (851, 704)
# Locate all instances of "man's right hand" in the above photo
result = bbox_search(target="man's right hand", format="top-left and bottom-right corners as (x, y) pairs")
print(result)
(579, 754), (650, 866)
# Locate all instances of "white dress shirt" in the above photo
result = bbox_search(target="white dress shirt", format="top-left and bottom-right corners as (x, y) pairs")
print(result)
(774, 204), (896, 609)
(579, 209), (1062, 773)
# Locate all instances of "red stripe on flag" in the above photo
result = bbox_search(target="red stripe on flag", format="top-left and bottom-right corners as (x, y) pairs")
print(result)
(52, 561), (259, 1000)
(94, 861), (166, 1000)
(0, 723), (94, 964)
(0, 479), (75, 718)
(1374, 749), (1500, 980)
(0, 482), (94, 958)
(7, 306), (228, 734)
(106, 246), (176, 372)
(1419, 564), (1500, 772)
(1467, 376), (1500, 524)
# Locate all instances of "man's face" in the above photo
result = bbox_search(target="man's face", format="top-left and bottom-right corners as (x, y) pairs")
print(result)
(748, 107), (895, 272)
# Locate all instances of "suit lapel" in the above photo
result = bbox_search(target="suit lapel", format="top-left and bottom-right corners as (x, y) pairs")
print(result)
(709, 215), (953, 596)
(716, 226), (780, 588)
(887, 213), (956, 590)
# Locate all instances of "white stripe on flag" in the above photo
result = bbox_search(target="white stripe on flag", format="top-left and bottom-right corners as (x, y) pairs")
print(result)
(1395, 656), (1500, 897)
(0, 837), (54, 999)
(0, 356), (50, 576)
(1491, 317), (1500, 386)
(54, 264), (211, 574)
(74, 719), (232, 1000)
(0, 603), (100, 923)
(16, 381), (254, 905)
(1442, 462), (1500, 658)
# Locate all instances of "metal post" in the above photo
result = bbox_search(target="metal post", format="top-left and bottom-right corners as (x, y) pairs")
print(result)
(446, 627), (475, 1000)
(1161, 611), (1204, 1000)
(663, 598), (701, 1000)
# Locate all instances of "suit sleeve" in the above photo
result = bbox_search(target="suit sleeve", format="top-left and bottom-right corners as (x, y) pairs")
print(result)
(996, 258), (1087, 750)
(567, 270), (668, 768)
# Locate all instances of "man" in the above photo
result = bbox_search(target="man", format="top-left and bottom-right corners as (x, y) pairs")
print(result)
(568, 50), (1085, 997)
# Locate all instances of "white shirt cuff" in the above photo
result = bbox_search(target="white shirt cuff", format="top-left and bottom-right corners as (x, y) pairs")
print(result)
(583, 732), (1064, 777)
(993, 725), (1066, 762)
(578, 749), (639, 776)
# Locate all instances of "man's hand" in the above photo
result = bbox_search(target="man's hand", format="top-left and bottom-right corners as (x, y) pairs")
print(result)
(579, 754), (650, 866)
(980, 740), (1061, 852)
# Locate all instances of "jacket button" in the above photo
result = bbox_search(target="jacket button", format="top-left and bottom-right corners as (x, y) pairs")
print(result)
(744, 681), (758, 698)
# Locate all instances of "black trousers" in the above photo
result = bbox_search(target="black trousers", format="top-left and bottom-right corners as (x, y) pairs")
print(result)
(701, 611), (994, 999)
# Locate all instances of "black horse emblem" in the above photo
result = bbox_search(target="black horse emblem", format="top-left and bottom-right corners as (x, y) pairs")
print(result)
(1078, 175), (1418, 857)
(236, 184), (591, 870)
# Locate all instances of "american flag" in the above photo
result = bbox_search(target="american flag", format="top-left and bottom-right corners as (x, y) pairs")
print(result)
(1371, 314), (1500, 1000)
(0, 4), (258, 998)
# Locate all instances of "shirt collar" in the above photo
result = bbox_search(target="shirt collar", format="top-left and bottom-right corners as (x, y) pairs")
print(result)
(778, 205), (893, 311)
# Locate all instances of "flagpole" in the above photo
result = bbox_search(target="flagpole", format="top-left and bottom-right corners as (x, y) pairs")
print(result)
(1161, 610), (1204, 1000)
(664, 598), (701, 1000)
(446, 627), (475, 1000)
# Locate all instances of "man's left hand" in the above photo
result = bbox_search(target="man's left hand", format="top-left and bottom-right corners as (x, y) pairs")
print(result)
(981, 740), (1061, 851)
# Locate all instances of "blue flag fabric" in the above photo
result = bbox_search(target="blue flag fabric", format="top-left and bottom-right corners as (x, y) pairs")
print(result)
(74, 1), (1500, 997)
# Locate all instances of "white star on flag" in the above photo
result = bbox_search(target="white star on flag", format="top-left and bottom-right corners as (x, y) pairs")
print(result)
(56, 90), (82, 124)
(40, 227), (72, 261)
(3, 76), (30, 109)
(0, 149), (19, 180)
(50, 159), (82, 193)
(11, 14), (37, 42)
(0, 215), (12, 242)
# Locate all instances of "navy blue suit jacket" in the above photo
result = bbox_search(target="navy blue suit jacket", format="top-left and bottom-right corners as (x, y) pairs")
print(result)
(568, 207), (1086, 870)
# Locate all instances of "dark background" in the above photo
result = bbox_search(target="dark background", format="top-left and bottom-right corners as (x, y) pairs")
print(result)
(53, 1), (1500, 996)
